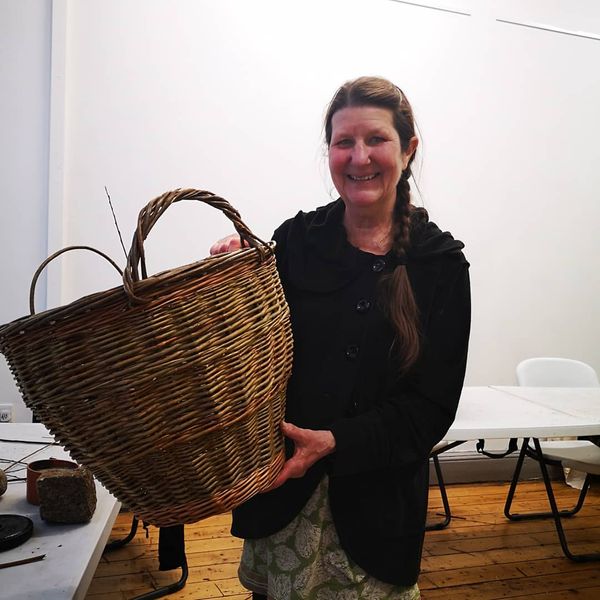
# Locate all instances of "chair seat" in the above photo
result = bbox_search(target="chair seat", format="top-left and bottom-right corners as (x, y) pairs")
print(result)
(540, 440), (600, 475)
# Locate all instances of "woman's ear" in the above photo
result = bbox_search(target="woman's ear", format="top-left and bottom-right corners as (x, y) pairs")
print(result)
(408, 136), (418, 156)
(403, 136), (419, 169)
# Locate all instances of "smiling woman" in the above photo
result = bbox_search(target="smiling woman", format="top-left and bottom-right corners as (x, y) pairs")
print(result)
(324, 78), (423, 372)
(211, 75), (471, 600)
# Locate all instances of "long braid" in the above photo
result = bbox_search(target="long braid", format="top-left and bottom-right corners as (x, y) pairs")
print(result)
(394, 173), (412, 261)
(379, 169), (420, 372)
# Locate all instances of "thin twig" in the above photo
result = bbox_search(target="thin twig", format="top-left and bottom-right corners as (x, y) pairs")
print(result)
(2, 442), (55, 474)
(0, 555), (46, 570)
(104, 186), (128, 259)
(0, 438), (58, 445)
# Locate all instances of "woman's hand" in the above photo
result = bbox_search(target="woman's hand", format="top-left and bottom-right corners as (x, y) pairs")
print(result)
(209, 234), (245, 255)
(269, 421), (336, 490)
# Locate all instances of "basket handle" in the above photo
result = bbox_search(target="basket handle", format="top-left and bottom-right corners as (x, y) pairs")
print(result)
(29, 245), (124, 315)
(123, 188), (270, 303)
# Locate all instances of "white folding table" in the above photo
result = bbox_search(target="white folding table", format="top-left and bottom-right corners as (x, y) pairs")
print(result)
(0, 423), (121, 599)
(438, 386), (600, 561)
(447, 386), (600, 441)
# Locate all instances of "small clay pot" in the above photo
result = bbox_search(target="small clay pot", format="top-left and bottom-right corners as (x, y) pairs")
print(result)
(0, 468), (7, 496)
(26, 458), (78, 505)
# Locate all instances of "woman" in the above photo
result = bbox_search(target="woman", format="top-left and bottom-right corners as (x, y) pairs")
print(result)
(211, 76), (470, 599)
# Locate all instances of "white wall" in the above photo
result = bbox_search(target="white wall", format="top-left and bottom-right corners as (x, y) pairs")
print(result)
(1, 0), (599, 422)
(0, 0), (52, 422)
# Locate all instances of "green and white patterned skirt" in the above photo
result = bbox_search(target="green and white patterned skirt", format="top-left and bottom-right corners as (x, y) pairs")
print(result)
(238, 476), (420, 600)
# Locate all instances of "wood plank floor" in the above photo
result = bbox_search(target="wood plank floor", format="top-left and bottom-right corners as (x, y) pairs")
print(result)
(86, 478), (600, 599)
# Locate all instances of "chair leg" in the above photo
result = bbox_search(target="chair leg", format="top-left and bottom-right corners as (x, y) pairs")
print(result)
(505, 438), (591, 521)
(104, 516), (140, 553)
(103, 517), (189, 597)
(426, 454), (452, 531)
(532, 438), (600, 562)
(129, 557), (189, 600)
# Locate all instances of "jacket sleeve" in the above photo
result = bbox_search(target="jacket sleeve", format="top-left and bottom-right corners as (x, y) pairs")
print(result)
(271, 218), (293, 282)
(328, 260), (471, 477)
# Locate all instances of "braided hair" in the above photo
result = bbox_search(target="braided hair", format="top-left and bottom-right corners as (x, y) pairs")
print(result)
(324, 76), (423, 372)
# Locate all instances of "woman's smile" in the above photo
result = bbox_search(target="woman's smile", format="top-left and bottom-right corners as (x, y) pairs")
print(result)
(348, 173), (379, 181)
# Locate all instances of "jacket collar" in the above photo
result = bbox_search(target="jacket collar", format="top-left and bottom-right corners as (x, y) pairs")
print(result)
(282, 199), (466, 293)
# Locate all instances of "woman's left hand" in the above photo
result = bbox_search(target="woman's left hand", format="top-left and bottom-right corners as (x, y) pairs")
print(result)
(268, 421), (336, 490)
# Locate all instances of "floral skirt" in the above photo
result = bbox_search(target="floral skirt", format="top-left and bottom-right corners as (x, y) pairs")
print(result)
(238, 476), (420, 600)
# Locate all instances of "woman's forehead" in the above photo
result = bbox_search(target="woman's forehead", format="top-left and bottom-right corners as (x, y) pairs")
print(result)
(330, 106), (396, 133)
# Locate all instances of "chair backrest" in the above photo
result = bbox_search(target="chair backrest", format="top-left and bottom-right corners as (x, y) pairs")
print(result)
(516, 357), (600, 387)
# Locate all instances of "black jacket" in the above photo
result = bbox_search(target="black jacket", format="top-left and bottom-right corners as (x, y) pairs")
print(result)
(231, 199), (471, 586)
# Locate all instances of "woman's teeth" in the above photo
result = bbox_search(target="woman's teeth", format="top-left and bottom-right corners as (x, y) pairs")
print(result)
(348, 174), (377, 181)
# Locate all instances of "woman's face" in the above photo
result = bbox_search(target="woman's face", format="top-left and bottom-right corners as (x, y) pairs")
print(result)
(328, 106), (415, 214)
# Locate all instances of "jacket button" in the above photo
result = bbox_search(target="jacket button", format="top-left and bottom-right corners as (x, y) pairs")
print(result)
(372, 258), (386, 272)
(356, 299), (371, 314)
(345, 345), (359, 360)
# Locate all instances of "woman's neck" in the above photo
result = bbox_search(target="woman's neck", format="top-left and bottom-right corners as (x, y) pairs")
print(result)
(343, 206), (394, 255)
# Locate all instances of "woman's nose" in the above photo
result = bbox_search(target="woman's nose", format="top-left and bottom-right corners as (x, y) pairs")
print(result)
(351, 142), (370, 164)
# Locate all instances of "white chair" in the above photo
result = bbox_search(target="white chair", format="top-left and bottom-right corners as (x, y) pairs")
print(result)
(517, 356), (599, 486)
(504, 357), (600, 561)
(516, 357), (599, 388)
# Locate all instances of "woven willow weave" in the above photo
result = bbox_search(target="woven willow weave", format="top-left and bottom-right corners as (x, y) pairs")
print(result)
(0, 189), (293, 526)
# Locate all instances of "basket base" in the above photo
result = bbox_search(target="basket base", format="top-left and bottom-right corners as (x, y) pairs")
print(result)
(135, 449), (286, 527)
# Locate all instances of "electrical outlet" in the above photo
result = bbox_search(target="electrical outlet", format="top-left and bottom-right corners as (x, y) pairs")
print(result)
(0, 404), (13, 423)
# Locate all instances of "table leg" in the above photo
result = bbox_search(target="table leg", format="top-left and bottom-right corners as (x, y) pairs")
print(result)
(504, 437), (599, 562)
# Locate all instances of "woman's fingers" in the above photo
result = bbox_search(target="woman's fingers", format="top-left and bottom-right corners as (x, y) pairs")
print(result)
(267, 422), (336, 491)
(280, 421), (303, 441)
(270, 461), (299, 490)
(209, 234), (244, 255)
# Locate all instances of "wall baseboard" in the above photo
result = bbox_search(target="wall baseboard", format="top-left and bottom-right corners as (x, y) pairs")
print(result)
(429, 450), (561, 484)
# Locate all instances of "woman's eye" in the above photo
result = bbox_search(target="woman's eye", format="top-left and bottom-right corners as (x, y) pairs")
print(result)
(334, 138), (353, 148)
(369, 136), (386, 145)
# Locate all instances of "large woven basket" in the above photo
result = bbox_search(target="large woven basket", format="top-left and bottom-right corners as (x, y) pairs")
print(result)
(0, 188), (293, 526)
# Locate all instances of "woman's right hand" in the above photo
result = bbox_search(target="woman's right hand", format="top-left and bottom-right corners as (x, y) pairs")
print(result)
(209, 234), (245, 255)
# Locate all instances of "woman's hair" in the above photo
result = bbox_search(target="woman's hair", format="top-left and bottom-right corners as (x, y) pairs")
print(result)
(324, 76), (424, 373)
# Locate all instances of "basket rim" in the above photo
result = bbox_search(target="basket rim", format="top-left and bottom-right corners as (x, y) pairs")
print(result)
(0, 243), (276, 339)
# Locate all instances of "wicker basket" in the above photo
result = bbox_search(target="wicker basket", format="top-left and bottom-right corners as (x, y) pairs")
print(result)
(0, 188), (293, 526)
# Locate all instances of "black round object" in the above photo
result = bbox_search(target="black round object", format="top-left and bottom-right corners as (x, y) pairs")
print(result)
(0, 515), (34, 552)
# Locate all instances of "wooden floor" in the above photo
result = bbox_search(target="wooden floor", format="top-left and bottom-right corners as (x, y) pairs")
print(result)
(86, 478), (600, 599)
